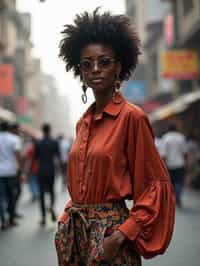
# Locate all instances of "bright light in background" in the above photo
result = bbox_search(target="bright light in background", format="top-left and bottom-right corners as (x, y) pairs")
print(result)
(17, 0), (125, 126)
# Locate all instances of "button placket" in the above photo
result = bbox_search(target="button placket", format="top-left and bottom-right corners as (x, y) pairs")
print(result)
(78, 119), (91, 196)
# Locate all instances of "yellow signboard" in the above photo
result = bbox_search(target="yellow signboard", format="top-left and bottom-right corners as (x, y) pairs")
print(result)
(161, 50), (199, 80)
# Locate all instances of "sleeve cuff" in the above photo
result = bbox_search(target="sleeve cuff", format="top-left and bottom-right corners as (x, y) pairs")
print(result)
(118, 215), (141, 242)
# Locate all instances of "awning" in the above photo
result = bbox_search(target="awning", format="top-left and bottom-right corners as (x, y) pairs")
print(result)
(0, 107), (41, 139)
(20, 124), (42, 139)
(0, 107), (16, 122)
(149, 90), (200, 123)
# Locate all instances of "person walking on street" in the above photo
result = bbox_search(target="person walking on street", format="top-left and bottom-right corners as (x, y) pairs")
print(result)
(0, 121), (23, 230)
(35, 123), (60, 226)
(24, 138), (40, 202)
(9, 123), (23, 218)
(55, 9), (175, 265)
(162, 124), (187, 208)
(155, 135), (165, 160)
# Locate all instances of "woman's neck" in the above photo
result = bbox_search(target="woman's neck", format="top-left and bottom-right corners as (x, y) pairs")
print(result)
(93, 89), (114, 114)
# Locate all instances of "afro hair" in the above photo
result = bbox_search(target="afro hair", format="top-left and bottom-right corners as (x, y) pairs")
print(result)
(59, 8), (141, 81)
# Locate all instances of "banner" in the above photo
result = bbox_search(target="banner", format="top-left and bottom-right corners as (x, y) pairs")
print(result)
(164, 14), (174, 46)
(0, 64), (14, 96)
(161, 50), (199, 80)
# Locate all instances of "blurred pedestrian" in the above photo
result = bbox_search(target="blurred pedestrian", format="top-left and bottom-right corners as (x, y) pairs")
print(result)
(55, 9), (175, 265)
(35, 123), (61, 226)
(58, 135), (71, 188)
(155, 133), (165, 160)
(0, 121), (23, 230)
(9, 122), (23, 218)
(24, 138), (39, 202)
(162, 124), (187, 208)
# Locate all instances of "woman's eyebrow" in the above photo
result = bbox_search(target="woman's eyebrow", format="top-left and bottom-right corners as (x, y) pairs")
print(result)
(81, 54), (112, 60)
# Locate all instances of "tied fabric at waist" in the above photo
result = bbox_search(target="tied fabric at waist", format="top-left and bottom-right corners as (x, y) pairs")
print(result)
(55, 201), (130, 265)
(68, 201), (128, 240)
(69, 201), (128, 218)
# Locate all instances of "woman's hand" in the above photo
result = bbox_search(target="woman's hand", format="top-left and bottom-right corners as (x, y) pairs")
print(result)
(102, 230), (126, 261)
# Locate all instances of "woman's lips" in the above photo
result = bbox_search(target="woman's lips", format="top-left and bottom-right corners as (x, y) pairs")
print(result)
(91, 78), (104, 84)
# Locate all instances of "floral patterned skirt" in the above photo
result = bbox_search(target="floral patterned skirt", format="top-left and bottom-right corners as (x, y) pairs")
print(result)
(55, 201), (141, 266)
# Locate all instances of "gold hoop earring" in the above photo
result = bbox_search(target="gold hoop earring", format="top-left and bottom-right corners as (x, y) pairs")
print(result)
(81, 82), (87, 104)
(114, 73), (121, 92)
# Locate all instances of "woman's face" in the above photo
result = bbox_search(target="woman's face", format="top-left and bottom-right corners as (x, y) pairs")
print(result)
(80, 43), (121, 94)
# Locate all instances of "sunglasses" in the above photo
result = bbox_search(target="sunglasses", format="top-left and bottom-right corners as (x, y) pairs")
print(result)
(79, 57), (116, 72)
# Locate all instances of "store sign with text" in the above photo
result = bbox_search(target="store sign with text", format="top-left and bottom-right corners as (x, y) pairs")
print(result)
(161, 50), (199, 80)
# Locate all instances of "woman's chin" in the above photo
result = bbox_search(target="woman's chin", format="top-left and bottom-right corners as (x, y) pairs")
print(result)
(91, 84), (105, 92)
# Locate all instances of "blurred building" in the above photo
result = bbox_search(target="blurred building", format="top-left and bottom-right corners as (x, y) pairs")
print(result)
(125, 0), (200, 139)
(0, 1), (36, 118)
(0, 1), (45, 130)
(0, 1), (31, 110)
(22, 58), (43, 128)
(144, 0), (172, 96)
(163, 0), (200, 93)
(125, 0), (172, 109)
(126, 0), (147, 53)
(0, 0), (19, 112)
(40, 74), (73, 137)
(155, 0), (200, 138)
(124, 0), (147, 105)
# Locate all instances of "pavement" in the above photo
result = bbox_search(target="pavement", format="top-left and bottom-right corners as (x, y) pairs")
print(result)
(0, 178), (200, 266)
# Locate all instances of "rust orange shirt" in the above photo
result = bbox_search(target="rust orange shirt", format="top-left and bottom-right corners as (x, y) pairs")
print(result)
(59, 93), (175, 259)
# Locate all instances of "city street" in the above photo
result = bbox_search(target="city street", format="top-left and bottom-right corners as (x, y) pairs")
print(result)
(1, 1), (200, 266)
(0, 179), (200, 266)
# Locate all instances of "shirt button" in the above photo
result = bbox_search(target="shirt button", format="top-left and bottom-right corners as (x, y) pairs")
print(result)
(82, 135), (88, 142)
(81, 185), (85, 193)
(79, 144), (84, 150)
(79, 154), (85, 161)
(87, 168), (92, 175)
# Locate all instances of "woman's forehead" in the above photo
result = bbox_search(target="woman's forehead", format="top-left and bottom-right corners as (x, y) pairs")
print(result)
(81, 43), (115, 59)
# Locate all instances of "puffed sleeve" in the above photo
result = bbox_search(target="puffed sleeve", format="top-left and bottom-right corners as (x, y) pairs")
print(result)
(118, 112), (175, 259)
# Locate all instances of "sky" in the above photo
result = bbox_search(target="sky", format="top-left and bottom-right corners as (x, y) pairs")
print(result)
(17, 0), (126, 126)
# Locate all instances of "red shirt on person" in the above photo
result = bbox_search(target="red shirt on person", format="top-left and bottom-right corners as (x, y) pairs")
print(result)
(59, 93), (175, 259)
(26, 143), (38, 174)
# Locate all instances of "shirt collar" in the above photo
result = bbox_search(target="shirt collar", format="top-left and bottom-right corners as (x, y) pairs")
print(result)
(104, 92), (124, 117)
(83, 92), (125, 121)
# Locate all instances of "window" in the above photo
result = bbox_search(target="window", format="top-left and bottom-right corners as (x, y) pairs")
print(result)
(182, 0), (194, 16)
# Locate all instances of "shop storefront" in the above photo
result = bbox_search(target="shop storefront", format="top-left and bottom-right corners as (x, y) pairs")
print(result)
(149, 90), (200, 139)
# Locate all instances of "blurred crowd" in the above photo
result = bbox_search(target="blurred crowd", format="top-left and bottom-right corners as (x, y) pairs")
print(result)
(0, 121), (72, 231)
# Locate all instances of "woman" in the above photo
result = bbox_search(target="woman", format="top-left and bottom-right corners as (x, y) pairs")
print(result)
(55, 9), (175, 266)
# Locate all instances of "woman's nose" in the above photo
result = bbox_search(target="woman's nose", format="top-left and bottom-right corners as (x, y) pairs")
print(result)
(92, 61), (100, 72)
